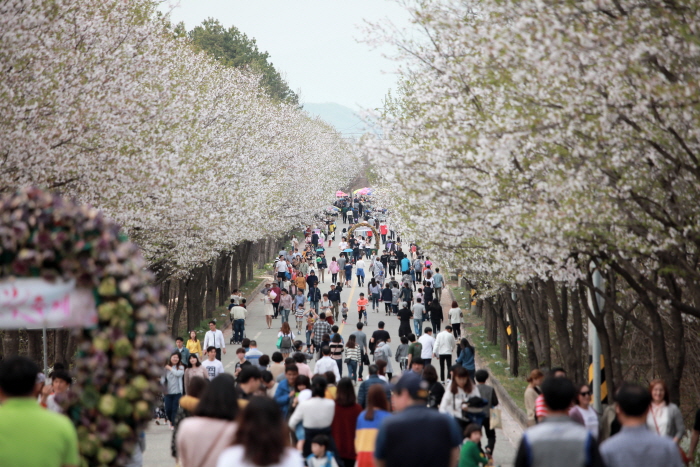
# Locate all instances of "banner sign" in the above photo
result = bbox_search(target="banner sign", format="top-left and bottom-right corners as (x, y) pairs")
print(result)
(0, 278), (97, 329)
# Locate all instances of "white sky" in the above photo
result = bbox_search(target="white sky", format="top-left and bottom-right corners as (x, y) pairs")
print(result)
(161, 0), (413, 111)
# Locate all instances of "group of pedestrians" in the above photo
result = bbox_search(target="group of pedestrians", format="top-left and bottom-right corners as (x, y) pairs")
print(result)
(520, 367), (695, 467)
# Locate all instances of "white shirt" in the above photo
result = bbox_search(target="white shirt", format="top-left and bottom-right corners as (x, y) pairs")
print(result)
(276, 260), (288, 273)
(203, 329), (225, 349)
(356, 260), (366, 269)
(418, 333), (436, 359)
(313, 356), (340, 381)
(288, 397), (336, 429)
(574, 405), (600, 438)
(202, 359), (224, 379)
(449, 308), (462, 324)
(434, 331), (456, 356)
(217, 446), (304, 467)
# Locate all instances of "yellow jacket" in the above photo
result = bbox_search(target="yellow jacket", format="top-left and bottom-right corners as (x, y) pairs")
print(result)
(186, 339), (202, 358)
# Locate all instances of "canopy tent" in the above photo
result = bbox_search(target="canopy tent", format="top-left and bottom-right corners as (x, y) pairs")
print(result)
(335, 190), (348, 197)
(353, 187), (372, 195)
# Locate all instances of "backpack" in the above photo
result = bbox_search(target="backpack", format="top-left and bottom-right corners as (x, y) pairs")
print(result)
(281, 334), (293, 349)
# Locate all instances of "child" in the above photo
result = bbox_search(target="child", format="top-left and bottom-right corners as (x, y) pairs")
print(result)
(475, 369), (499, 457)
(306, 434), (339, 467)
(295, 304), (306, 334)
(356, 293), (369, 326)
(341, 302), (349, 324)
(459, 424), (488, 467)
(395, 335), (409, 371)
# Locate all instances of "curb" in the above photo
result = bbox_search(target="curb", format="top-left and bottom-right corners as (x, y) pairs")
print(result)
(445, 286), (528, 430)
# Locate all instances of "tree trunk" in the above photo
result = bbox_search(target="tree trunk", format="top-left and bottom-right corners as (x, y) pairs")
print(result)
(26, 330), (42, 365)
(205, 263), (216, 316)
(171, 279), (187, 338)
(495, 296), (508, 359)
(505, 291), (520, 377)
(533, 281), (552, 369)
(186, 267), (207, 331)
(2, 330), (20, 357)
(217, 253), (230, 307)
(231, 247), (240, 290)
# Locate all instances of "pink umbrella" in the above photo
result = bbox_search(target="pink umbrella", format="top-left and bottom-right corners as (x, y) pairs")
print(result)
(336, 190), (348, 197)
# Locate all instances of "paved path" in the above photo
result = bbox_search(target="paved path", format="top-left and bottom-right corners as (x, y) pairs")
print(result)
(144, 215), (520, 467)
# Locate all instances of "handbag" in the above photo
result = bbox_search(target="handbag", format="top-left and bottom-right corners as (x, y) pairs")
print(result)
(489, 408), (503, 429)
(362, 353), (370, 365)
(276, 335), (283, 349)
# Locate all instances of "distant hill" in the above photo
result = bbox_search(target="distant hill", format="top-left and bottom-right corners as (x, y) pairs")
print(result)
(304, 102), (367, 137)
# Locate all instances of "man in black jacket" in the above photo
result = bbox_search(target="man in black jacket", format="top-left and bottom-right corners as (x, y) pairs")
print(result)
(327, 284), (341, 321)
(428, 299), (443, 333)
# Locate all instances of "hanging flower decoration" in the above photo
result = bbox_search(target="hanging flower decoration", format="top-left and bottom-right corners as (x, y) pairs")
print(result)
(0, 187), (170, 466)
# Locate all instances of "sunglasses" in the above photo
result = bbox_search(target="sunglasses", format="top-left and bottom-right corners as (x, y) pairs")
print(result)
(580, 391), (591, 396)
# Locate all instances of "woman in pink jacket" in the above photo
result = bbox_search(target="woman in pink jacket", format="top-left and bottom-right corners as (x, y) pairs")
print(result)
(329, 257), (340, 285)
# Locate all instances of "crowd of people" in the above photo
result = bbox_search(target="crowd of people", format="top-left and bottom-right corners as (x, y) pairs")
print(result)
(2, 195), (700, 467)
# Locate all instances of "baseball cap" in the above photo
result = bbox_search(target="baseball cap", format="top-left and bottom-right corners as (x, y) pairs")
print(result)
(392, 371), (429, 400)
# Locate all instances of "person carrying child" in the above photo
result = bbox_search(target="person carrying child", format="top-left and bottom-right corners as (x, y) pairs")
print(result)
(357, 293), (369, 326)
(475, 369), (499, 458)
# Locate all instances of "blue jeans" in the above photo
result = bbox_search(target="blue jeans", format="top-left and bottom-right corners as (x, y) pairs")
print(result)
(281, 308), (290, 323)
(234, 319), (245, 342)
(347, 360), (358, 382)
(364, 247), (371, 258)
(306, 330), (312, 348)
(164, 393), (181, 425)
(310, 301), (319, 313)
(414, 319), (422, 336)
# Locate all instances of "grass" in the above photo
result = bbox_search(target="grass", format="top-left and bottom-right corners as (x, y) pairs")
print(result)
(453, 283), (530, 413)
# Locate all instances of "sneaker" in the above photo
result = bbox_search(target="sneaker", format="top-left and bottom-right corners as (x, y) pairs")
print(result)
(358, 378), (363, 382)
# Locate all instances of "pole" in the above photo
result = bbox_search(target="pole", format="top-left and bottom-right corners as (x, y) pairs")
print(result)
(588, 265), (604, 412)
(42, 325), (48, 376)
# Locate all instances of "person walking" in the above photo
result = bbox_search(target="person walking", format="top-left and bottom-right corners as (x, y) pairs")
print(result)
(230, 302), (248, 345)
(357, 365), (392, 408)
(351, 323), (369, 381)
(163, 352), (185, 430)
(317, 253), (328, 284)
(311, 313), (333, 357)
(171, 377), (209, 460)
(381, 284), (393, 315)
(434, 326), (456, 383)
(448, 302), (463, 339)
(330, 334), (345, 377)
(217, 397), (304, 467)
(345, 335), (362, 383)
(177, 374), (240, 467)
(329, 257), (340, 286)
(396, 302), (413, 338)
(427, 299), (443, 333)
(432, 268), (444, 302)
(455, 338), (476, 382)
(368, 279), (381, 312)
(356, 258), (366, 286)
(185, 354), (209, 389)
(288, 375), (338, 457)
(202, 346), (225, 380)
(569, 383), (600, 438)
(524, 369), (544, 426)
(600, 382), (684, 467)
(328, 284), (341, 321)
(375, 372), (462, 467)
(308, 284), (322, 314)
(418, 327), (436, 367)
(411, 298), (425, 336)
(475, 370), (499, 458)
(314, 346), (341, 381)
(439, 366), (481, 432)
(262, 288), (276, 329)
(203, 321), (226, 360)
(646, 379), (685, 442)
(186, 330), (203, 359)
(279, 289), (294, 324)
(355, 385), (392, 467)
(332, 378), (364, 467)
(514, 377), (604, 467)
(277, 322), (295, 358)
(0, 357), (80, 467)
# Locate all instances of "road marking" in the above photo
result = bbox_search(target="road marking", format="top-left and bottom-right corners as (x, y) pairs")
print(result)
(253, 331), (261, 340)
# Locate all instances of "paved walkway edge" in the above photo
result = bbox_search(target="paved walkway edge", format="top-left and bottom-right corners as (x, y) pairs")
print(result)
(445, 287), (528, 429)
